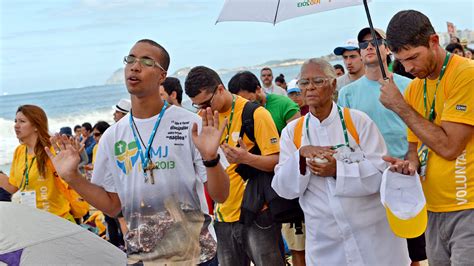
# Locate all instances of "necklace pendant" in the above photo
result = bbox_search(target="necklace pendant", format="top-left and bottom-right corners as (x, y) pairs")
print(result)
(145, 160), (155, 185)
(147, 161), (155, 184)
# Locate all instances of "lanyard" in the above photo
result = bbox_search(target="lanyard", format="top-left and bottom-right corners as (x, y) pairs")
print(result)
(20, 147), (36, 190)
(305, 105), (350, 150)
(423, 52), (450, 122)
(224, 95), (236, 144)
(129, 101), (168, 173)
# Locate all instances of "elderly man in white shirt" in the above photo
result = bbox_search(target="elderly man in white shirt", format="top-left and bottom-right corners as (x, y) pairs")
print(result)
(272, 58), (409, 265)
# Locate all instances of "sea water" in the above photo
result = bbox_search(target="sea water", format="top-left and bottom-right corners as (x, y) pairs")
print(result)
(0, 63), (310, 174)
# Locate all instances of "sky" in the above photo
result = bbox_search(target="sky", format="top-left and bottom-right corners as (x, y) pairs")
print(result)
(0, 0), (473, 95)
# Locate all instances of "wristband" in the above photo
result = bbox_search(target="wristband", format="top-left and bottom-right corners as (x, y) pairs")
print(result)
(203, 154), (220, 168)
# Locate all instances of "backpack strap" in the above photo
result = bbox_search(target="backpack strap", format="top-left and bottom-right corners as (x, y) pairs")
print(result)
(293, 116), (305, 149)
(239, 101), (260, 153)
(343, 107), (360, 145)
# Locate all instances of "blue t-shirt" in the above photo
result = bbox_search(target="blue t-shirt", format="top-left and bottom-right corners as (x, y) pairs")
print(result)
(84, 135), (96, 164)
(337, 74), (412, 159)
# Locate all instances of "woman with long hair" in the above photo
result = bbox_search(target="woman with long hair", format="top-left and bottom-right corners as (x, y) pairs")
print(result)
(0, 105), (74, 222)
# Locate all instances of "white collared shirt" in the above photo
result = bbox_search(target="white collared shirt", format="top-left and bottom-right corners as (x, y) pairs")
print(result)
(272, 103), (410, 265)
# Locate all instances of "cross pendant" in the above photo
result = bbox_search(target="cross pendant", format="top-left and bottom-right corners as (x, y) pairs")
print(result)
(146, 161), (155, 184)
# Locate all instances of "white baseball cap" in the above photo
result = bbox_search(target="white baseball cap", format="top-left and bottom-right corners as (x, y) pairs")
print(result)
(380, 168), (427, 238)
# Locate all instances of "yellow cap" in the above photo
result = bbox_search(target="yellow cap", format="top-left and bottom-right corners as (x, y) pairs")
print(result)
(381, 169), (428, 239)
(385, 204), (427, 239)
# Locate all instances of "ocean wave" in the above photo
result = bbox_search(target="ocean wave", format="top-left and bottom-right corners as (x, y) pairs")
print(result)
(0, 110), (115, 166)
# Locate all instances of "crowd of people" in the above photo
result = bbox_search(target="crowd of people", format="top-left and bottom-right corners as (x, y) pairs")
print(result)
(1, 9), (473, 266)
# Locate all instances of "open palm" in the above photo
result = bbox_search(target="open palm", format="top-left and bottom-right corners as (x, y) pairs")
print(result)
(192, 108), (227, 160)
(45, 134), (82, 182)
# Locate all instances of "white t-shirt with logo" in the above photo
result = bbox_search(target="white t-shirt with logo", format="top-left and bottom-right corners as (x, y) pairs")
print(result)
(92, 105), (217, 264)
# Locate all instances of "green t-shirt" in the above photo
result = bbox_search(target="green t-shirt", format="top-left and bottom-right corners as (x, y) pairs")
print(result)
(265, 94), (300, 133)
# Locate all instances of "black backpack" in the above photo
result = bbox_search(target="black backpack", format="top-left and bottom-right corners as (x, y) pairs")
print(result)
(236, 101), (304, 228)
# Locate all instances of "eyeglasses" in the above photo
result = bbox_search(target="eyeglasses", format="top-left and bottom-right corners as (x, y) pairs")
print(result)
(93, 132), (102, 137)
(123, 55), (165, 71)
(297, 77), (333, 89)
(192, 86), (218, 109)
(261, 74), (272, 77)
(358, 38), (385, 50)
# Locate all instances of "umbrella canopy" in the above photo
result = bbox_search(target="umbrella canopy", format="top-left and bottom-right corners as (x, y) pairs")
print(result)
(217, 0), (367, 25)
(216, 0), (387, 79)
(0, 203), (126, 265)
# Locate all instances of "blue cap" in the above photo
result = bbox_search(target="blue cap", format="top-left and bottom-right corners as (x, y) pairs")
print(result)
(287, 87), (301, 94)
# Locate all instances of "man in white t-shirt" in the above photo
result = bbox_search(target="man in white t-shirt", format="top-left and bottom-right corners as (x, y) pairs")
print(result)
(260, 67), (287, 96)
(47, 39), (229, 265)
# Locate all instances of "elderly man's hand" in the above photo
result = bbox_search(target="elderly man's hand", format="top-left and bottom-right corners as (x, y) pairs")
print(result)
(307, 152), (337, 177)
(299, 145), (335, 159)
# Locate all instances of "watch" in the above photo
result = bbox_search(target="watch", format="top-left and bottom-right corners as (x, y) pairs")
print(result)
(203, 154), (220, 168)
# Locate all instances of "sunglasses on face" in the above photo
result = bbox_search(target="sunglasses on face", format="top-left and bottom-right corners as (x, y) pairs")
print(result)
(297, 77), (332, 89)
(192, 86), (218, 109)
(358, 38), (385, 50)
(123, 55), (165, 71)
(93, 132), (102, 137)
(261, 74), (272, 77)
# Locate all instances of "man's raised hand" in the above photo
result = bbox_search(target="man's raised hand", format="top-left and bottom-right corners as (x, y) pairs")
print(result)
(45, 134), (82, 182)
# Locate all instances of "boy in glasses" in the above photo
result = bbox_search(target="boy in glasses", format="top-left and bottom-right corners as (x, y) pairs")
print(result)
(47, 39), (230, 265)
(337, 27), (425, 265)
(186, 66), (284, 266)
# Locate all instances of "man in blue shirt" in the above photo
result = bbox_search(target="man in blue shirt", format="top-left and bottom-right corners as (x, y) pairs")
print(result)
(338, 28), (411, 159)
(337, 27), (426, 265)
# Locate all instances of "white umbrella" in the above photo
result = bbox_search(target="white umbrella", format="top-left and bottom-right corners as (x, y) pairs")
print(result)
(217, 0), (367, 24)
(0, 202), (126, 265)
(217, 0), (388, 79)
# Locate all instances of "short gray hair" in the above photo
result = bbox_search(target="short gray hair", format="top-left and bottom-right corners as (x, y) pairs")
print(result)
(300, 58), (337, 79)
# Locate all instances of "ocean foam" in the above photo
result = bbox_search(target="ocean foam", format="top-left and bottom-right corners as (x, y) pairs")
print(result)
(0, 110), (114, 166)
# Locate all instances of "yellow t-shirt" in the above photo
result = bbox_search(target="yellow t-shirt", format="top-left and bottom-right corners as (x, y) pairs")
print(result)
(215, 95), (280, 222)
(92, 144), (98, 165)
(404, 55), (474, 212)
(9, 144), (71, 217)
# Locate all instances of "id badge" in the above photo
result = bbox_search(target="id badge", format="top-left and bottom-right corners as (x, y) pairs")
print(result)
(19, 190), (37, 208)
(418, 144), (429, 181)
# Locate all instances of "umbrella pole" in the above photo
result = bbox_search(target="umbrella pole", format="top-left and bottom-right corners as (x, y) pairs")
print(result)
(362, 0), (388, 80)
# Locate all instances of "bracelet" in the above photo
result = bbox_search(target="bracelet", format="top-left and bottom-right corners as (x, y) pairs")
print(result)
(203, 154), (220, 168)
